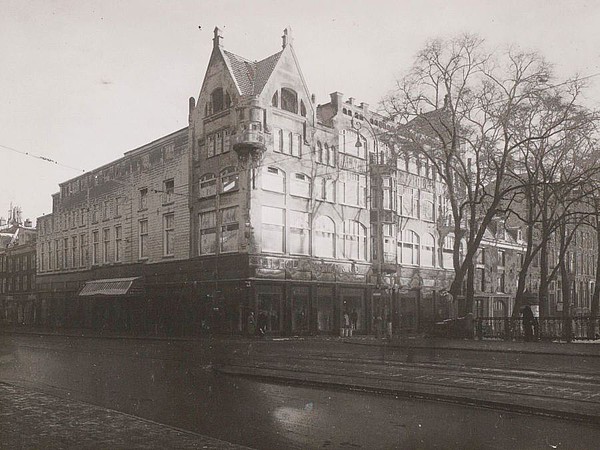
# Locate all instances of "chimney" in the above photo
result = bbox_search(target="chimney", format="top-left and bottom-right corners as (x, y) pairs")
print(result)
(329, 92), (344, 109)
(360, 102), (369, 112)
(311, 93), (316, 104)
(213, 27), (223, 48)
(282, 27), (293, 48)
(347, 97), (355, 105)
(24, 219), (32, 228)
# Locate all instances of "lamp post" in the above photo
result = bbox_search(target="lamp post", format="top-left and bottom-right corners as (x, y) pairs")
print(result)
(351, 118), (387, 336)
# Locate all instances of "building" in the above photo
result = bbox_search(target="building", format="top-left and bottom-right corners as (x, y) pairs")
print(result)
(0, 206), (37, 325)
(36, 128), (190, 333)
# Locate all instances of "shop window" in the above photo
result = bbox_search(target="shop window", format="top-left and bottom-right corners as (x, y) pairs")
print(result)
(343, 220), (367, 260)
(199, 211), (217, 255)
(262, 167), (285, 193)
(257, 285), (282, 333)
(316, 287), (334, 332)
(291, 286), (310, 332)
(341, 288), (365, 332)
(262, 206), (285, 253)
(220, 207), (239, 253)
(289, 211), (310, 255)
(314, 216), (335, 258)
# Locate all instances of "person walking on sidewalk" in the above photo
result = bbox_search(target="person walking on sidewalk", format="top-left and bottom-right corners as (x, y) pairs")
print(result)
(247, 311), (256, 336)
(343, 311), (351, 337)
(522, 305), (534, 342)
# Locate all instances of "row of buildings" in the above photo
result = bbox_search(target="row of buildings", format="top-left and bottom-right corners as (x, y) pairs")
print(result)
(2, 28), (596, 335)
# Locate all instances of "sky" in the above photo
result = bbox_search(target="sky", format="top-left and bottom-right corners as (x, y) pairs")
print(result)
(2, 0), (600, 223)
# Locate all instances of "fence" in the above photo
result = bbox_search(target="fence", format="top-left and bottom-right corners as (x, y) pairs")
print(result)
(475, 316), (600, 341)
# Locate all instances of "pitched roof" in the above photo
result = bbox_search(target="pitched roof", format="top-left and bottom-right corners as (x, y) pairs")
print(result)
(222, 49), (283, 96)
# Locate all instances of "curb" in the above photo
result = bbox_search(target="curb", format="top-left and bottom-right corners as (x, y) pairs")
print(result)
(216, 365), (600, 426)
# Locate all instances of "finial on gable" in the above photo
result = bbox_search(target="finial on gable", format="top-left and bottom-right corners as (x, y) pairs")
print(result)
(213, 27), (223, 48)
(282, 27), (293, 49)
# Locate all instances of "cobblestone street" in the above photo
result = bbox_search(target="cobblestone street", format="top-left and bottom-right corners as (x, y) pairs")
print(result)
(0, 382), (249, 450)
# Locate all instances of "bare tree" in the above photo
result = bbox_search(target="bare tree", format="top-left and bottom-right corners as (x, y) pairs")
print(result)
(382, 35), (593, 315)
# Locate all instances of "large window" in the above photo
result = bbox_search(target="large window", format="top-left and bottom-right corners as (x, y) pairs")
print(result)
(382, 177), (394, 210)
(422, 233), (435, 267)
(339, 172), (367, 207)
(79, 234), (86, 267)
(343, 220), (367, 260)
(115, 225), (122, 262)
(220, 167), (239, 193)
(199, 173), (217, 198)
(220, 207), (239, 253)
(421, 192), (435, 222)
(262, 167), (285, 193)
(199, 211), (217, 255)
(314, 216), (335, 258)
(400, 186), (419, 218)
(163, 213), (175, 256)
(317, 177), (335, 202)
(262, 206), (285, 253)
(290, 211), (310, 255)
(290, 173), (311, 198)
(443, 233), (454, 269)
(103, 228), (110, 263)
(139, 188), (148, 210)
(163, 179), (175, 204)
(92, 231), (99, 264)
(400, 230), (420, 265)
(139, 220), (148, 259)
(274, 128), (283, 153)
(281, 88), (298, 114)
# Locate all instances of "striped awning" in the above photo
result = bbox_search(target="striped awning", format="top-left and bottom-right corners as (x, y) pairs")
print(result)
(79, 277), (141, 297)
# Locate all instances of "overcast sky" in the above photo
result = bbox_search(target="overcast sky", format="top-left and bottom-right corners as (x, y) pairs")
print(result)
(2, 0), (600, 223)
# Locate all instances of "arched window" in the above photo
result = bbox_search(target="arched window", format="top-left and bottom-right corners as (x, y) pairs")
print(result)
(316, 141), (323, 163)
(399, 230), (420, 265)
(290, 173), (311, 198)
(300, 100), (307, 117)
(343, 108), (348, 115)
(263, 166), (285, 193)
(225, 91), (232, 108)
(211, 88), (224, 113)
(324, 143), (330, 166)
(421, 192), (435, 222)
(199, 173), (217, 198)
(281, 88), (298, 113)
(272, 91), (279, 107)
(314, 216), (336, 258)
(220, 167), (239, 193)
(343, 220), (367, 260)
(422, 233), (435, 267)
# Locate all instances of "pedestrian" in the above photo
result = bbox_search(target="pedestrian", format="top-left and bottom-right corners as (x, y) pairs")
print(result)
(350, 309), (358, 331)
(342, 311), (351, 337)
(522, 305), (534, 342)
(257, 311), (267, 337)
(247, 311), (256, 336)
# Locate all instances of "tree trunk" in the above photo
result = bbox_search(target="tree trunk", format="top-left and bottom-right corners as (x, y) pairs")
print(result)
(559, 223), (572, 342)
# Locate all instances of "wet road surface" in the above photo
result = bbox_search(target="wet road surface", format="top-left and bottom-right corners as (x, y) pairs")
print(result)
(1, 334), (599, 449)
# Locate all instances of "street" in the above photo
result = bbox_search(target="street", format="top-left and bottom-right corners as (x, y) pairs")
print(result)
(1, 333), (600, 449)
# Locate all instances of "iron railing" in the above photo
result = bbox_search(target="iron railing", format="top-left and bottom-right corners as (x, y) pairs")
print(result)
(475, 316), (600, 341)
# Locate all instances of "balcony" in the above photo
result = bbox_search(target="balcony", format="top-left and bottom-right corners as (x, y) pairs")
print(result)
(232, 127), (266, 158)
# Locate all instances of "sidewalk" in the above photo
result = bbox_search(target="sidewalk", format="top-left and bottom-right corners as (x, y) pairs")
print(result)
(0, 382), (250, 450)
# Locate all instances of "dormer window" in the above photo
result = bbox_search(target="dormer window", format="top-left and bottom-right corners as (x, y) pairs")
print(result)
(281, 88), (298, 114)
